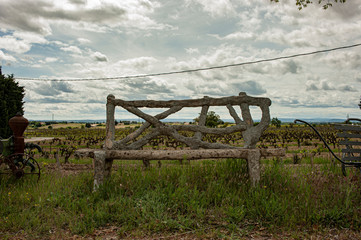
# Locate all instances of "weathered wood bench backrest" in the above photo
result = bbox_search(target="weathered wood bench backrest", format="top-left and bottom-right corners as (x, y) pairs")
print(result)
(76, 92), (285, 189)
(105, 92), (271, 151)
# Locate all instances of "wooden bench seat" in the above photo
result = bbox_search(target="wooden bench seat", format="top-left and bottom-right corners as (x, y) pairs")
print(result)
(75, 92), (285, 190)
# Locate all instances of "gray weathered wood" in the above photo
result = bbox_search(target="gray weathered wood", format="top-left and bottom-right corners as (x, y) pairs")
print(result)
(112, 94), (271, 108)
(76, 91), (284, 190)
(194, 104), (209, 141)
(75, 148), (285, 160)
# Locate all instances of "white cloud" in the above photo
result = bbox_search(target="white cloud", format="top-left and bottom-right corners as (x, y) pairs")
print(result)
(338, 84), (357, 92)
(306, 79), (357, 92)
(60, 46), (82, 54)
(32, 81), (75, 97)
(0, 0), (168, 35)
(77, 38), (91, 44)
(12, 31), (48, 44)
(0, 50), (16, 62)
(218, 32), (255, 41)
(320, 51), (361, 70)
(92, 52), (108, 62)
(45, 57), (58, 63)
(1, 0), (360, 120)
(185, 48), (199, 54)
(187, 0), (236, 17)
(0, 35), (31, 53)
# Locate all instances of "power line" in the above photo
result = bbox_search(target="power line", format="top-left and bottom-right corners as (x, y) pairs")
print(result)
(15, 43), (361, 82)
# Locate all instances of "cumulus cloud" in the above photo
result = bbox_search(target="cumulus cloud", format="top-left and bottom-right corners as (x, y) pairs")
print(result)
(186, 48), (199, 54)
(305, 81), (319, 91)
(60, 46), (82, 54)
(218, 32), (255, 41)
(183, 79), (266, 97)
(118, 78), (176, 100)
(1, 0), (360, 120)
(320, 80), (335, 91)
(45, 57), (58, 63)
(231, 81), (266, 95)
(306, 80), (334, 91)
(92, 52), (108, 62)
(0, 50), (16, 62)
(12, 31), (48, 44)
(0, 0), (168, 36)
(187, 0), (235, 17)
(306, 80), (357, 92)
(184, 81), (226, 96)
(77, 38), (91, 44)
(0, 36), (31, 53)
(32, 81), (75, 97)
(320, 51), (361, 70)
(338, 84), (357, 92)
(280, 60), (300, 74)
(0, 1), (53, 35)
(114, 57), (158, 70)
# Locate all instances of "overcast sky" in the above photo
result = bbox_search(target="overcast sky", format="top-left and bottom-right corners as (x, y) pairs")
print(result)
(0, 0), (360, 121)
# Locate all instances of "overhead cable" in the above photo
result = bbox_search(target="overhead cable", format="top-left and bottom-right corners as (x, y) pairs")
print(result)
(15, 43), (361, 82)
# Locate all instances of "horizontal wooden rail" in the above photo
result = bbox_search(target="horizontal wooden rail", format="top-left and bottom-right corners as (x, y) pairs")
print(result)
(75, 148), (285, 160)
(111, 94), (271, 108)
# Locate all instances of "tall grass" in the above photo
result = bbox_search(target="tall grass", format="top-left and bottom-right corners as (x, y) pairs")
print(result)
(0, 159), (360, 239)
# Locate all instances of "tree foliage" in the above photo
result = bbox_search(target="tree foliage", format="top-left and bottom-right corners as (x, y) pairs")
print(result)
(271, 117), (282, 128)
(270, 0), (346, 10)
(194, 111), (224, 128)
(0, 67), (25, 138)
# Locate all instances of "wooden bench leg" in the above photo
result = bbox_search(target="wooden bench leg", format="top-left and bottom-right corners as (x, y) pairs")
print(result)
(247, 149), (261, 187)
(93, 150), (106, 191)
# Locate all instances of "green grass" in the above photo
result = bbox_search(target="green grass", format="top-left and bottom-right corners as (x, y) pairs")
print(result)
(0, 159), (360, 239)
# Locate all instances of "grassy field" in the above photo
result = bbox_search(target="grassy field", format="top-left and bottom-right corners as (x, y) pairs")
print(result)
(0, 157), (360, 239)
(1, 124), (361, 239)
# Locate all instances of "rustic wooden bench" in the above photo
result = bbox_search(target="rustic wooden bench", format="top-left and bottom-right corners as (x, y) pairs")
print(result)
(76, 92), (285, 189)
(295, 118), (361, 175)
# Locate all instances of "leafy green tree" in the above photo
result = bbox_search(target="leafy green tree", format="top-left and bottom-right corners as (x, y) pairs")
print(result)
(0, 67), (25, 138)
(270, 0), (346, 10)
(194, 111), (224, 128)
(85, 123), (91, 128)
(271, 117), (282, 128)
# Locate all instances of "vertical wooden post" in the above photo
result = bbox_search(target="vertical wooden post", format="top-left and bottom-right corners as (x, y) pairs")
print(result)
(247, 149), (261, 187)
(93, 150), (106, 191)
(103, 94), (115, 183)
(194, 97), (209, 142)
(239, 92), (254, 127)
(105, 94), (115, 149)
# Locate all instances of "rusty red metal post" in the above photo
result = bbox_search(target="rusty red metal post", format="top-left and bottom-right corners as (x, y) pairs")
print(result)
(8, 113), (29, 155)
